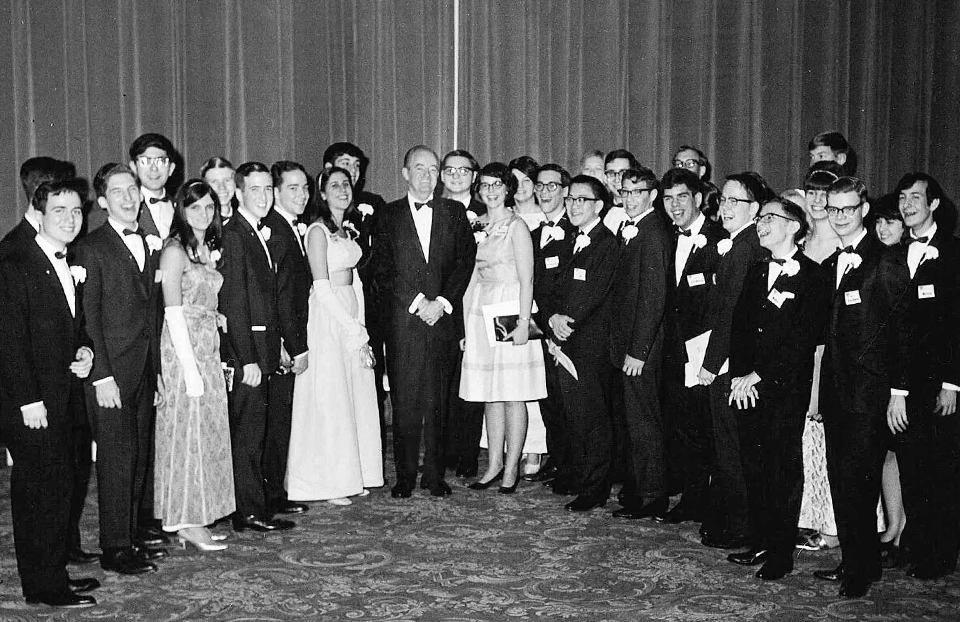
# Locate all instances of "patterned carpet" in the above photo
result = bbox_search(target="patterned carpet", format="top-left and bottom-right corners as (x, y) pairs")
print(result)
(0, 455), (958, 621)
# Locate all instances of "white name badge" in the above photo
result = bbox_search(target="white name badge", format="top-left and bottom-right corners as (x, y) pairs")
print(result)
(768, 289), (786, 308)
(844, 290), (862, 306)
(154, 269), (163, 283)
(918, 284), (936, 299)
(687, 273), (706, 287)
(545, 256), (559, 269)
(573, 268), (586, 281)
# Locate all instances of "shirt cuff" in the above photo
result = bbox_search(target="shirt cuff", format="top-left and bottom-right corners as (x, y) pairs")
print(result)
(890, 389), (909, 396)
(942, 382), (960, 392)
(294, 352), (308, 362)
(93, 376), (115, 387)
(20, 401), (44, 416)
(408, 292), (426, 314)
(436, 296), (453, 315)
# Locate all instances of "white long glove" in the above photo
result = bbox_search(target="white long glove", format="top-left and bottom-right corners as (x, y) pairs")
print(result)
(313, 279), (368, 351)
(165, 306), (204, 397)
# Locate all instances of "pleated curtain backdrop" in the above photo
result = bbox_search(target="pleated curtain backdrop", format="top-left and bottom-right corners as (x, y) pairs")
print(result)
(1, 0), (958, 234)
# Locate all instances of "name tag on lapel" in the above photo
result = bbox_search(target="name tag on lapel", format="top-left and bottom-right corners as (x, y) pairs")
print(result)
(687, 273), (706, 287)
(545, 256), (559, 269)
(573, 268), (586, 281)
(154, 269), (163, 283)
(251, 325), (267, 332)
(844, 290), (862, 306)
(918, 284), (936, 299)
(768, 289), (786, 308)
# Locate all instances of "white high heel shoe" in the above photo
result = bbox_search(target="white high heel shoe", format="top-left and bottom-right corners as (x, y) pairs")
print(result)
(177, 527), (228, 552)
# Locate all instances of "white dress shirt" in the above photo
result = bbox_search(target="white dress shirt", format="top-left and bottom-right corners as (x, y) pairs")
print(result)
(276, 208), (305, 256)
(238, 208), (273, 269)
(907, 222), (937, 278)
(140, 187), (174, 239)
(675, 213), (706, 285)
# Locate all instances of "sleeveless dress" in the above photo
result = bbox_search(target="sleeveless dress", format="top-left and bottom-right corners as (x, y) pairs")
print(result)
(286, 223), (383, 501)
(460, 215), (547, 403)
(155, 254), (236, 530)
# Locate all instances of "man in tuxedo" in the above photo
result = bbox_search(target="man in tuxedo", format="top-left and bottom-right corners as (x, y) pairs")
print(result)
(373, 145), (476, 498)
(528, 163), (576, 486)
(75, 163), (164, 575)
(261, 160), (311, 516)
(601, 149), (640, 232)
(130, 133), (178, 239)
(0, 179), (100, 608)
(671, 146), (712, 184)
(697, 172), (774, 549)
(607, 167), (673, 520)
(660, 168), (726, 524)
(218, 161), (294, 532)
(887, 173), (960, 580)
(1, 157), (76, 260)
(545, 175), (620, 512)
(815, 176), (910, 597)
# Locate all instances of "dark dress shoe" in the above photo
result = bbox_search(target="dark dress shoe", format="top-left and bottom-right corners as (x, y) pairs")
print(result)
(907, 561), (954, 580)
(390, 483), (413, 498)
(701, 533), (750, 549)
(468, 470), (504, 490)
(272, 500), (309, 514)
(565, 495), (607, 512)
(523, 464), (557, 482)
(136, 524), (170, 547)
(67, 548), (100, 565)
(813, 564), (844, 582)
(101, 548), (158, 574)
(550, 480), (577, 495)
(68, 577), (100, 593)
(839, 576), (871, 598)
(26, 591), (96, 608)
(756, 557), (793, 580)
(232, 514), (295, 532)
(612, 497), (669, 520)
(727, 548), (768, 566)
(134, 543), (169, 560)
(430, 481), (453, 497)
(880, 544), (907, 569)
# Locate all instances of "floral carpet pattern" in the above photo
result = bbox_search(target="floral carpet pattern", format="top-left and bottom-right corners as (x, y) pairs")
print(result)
(0, 457), (958, 620)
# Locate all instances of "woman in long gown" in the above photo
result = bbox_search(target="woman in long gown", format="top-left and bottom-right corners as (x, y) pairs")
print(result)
(155, 179), (235, 551)
(286, 167), (383, 505)
(462, 162), (548, 494)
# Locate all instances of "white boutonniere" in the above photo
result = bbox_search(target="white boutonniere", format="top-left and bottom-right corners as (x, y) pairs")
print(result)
(717, 239), (732, 256)
(358, 203), (374, 218)
(692, 233), (707, 250)
(342, 220), (359, 240)
(474, 231), (488, 244)
(297, 222), (308, 237)
(69, 265), (86, 284)
(574, 232), (591, 253)
(209, 249), (222, 263)
(145, 234), (162, 253)
(840, 250), (862, 270)
(550, 225), (566, 241)
(466, 210), (479, 223)
(621, 224), (639, 243)
(923, 246), (940, 262)
(781, 257), (800, 277)
(259, 226), (271, 241)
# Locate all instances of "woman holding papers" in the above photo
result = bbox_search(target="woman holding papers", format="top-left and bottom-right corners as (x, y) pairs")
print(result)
(461, 162), (547, 494)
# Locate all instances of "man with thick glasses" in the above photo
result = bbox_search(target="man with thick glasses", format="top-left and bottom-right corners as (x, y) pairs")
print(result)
(815, 176), (910, 598)
(129, 133), (178, 240)
(672, 145), (712, 183)
(601, 149), (639, 233)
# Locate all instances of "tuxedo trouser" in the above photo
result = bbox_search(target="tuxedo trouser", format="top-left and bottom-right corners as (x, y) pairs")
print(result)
(89, 368), (155, 550)
(895, 404), (960, 571)
(264, 371), (294, 508)
(738, 391), (807, 559)
(137, 400), (158, 526)
(8, 422), (73, 597)
(229, 377), (269, 517)
(823, 408), (887, 581)
(557, 346), (615, 499)
(540, 348), (568, 473)
(664, 373), (713, 511)
(445, 348), (484, 469)
(363, 285), (388, 452)
(617, 362), (666, 504)
(387, 337), (456, 487)
(69, 421), (93, 550)
(706, 372), (749, 537)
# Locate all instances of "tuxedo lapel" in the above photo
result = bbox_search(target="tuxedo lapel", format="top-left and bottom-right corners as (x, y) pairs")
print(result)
(427, 199), (446, 268)
(26, 242), (74, 325)
(398, 202), (427, 264)
(138, 202), (161, 238)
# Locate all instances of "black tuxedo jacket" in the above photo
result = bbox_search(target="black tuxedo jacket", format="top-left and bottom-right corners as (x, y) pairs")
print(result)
(545, 221), (620, 353)
(373, 196), (476, 343)
(531, 213), (577, 327)
(0, 218), (38, 261)
(218, 214), (282, 373)
(730, 252), (830, 393)
(74, 224), (160, 393)
(608, 210), (672, 366)
(891, 230), (960, 412)
(466, 198), (488, 218)
(670, 218), (727, 345)
(348, 189), (387, 276)
(0, 241), (91, 434)
(264, 209), (311, 359)
(820, 233), (911, 416)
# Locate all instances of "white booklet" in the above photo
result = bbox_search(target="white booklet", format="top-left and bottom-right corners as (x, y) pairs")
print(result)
(481, 299), (539, 348)
(684, 330), (728, 387)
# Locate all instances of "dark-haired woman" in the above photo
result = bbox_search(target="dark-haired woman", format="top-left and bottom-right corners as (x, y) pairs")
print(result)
(286, 167), (383, 505)
(155, 180), (235, 551)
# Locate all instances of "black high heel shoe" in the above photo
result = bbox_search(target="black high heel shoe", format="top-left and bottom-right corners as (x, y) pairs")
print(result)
(498, 480), (518, 494)
(468, 469), (504, 490)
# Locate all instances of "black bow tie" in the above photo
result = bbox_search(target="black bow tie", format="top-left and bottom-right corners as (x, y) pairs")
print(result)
(122, 228), (141, 237)
(256, 221), (266, 231)
(677, 228), (692, 237)
(910, 236), (929, 244)
(768, 257), (786, 265)
(414, 201), (428, 211)
(839, 245), (856, 254)
(54, 250), (67, 259)
(148, 196), (169, 205)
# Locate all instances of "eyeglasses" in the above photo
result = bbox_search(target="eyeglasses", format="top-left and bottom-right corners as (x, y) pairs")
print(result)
(755, 213), (798, 225)
(534, 181), (564, 193)
(719, 196), (753, 208)
(478, 181), (505, 192)
(825, 202), (864, 217)
(604, 170), (626, 180)
(673, 158), (701, 170)
(136, 155), (170, 168)
(621, 188), (652, 198)
(442, 166), (473, 176)
(563, 196), (598, 207)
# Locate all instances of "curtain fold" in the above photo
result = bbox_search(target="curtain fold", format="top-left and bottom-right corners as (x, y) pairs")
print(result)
(2, 0), (958, 234)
